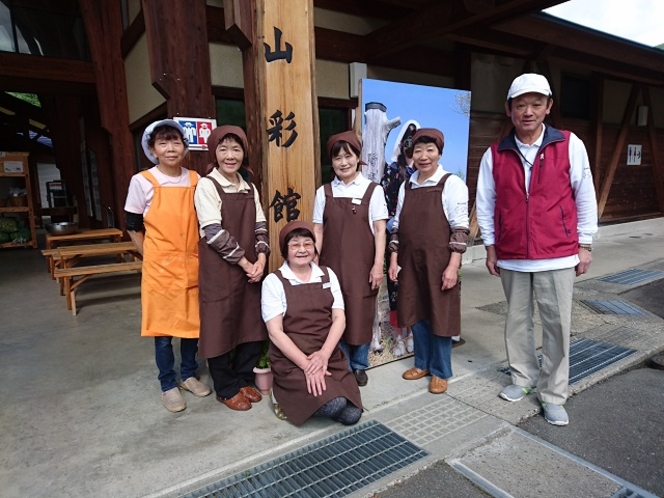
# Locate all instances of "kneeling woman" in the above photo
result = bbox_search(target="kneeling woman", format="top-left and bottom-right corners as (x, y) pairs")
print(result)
(261, 221), (362, 426)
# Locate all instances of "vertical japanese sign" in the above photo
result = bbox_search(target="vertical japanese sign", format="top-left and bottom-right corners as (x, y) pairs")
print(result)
(259, 0), (319, 270)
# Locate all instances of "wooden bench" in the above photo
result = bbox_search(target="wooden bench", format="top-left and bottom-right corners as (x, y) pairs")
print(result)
(43, 228), (123, 276)
(54, 261), (142, 316)
(41, 248), (61, 278)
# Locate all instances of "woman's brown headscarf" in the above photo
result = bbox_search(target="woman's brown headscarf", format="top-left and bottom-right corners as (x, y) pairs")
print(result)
(205, 125), (250, 175)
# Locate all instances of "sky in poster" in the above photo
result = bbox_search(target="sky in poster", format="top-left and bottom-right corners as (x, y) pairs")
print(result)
(362, 79), (471, 181)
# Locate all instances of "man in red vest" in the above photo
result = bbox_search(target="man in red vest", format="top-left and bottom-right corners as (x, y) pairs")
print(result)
(476, 73), (598, 426)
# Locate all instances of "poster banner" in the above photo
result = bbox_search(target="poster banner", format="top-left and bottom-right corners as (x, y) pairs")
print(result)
(173, 117), (217, 151)
(361, 79), (472, 367)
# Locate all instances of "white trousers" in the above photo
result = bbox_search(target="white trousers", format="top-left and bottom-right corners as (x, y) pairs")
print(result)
(500, 267), (575, 405)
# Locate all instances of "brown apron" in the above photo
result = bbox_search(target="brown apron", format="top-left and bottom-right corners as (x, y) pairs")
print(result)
(271, 266), (363, 426)
(320, 182), (378, 346)
(197, 178), (266, 358)
(397, 173), (461, 337)
(140, 170), (200, 338)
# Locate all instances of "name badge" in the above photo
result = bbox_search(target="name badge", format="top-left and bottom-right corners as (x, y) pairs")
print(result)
(322, 282), (332, 289)
(351, 198), (362, 205)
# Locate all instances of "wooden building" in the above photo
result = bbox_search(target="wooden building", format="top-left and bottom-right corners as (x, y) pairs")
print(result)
(1, 0), (663, 243)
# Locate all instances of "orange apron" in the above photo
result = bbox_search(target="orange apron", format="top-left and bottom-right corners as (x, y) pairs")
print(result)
(140, 169), (200, 338)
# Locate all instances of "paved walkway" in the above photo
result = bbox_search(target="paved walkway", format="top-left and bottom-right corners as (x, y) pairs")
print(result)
(0, 218), (663, 498)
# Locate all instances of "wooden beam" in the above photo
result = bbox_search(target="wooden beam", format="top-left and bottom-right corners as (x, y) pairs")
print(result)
(223, 0), (255, 50)
(0, 52), (95, 84)
(120, 9), (144, 58)
(364, 0), (567, 59)
(597, 84), (640, 219)
(495, 15), (664, 75)
(642, 86), (664, 215)
(79, 0), (136, 230)
(313, 0), (415, 21)
(142, 0), (216, 174)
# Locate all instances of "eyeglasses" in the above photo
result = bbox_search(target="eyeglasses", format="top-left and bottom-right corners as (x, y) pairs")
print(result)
(287, 241), (315, 250)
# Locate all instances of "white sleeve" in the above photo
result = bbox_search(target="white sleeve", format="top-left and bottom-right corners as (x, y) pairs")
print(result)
(124, 175), (149, 215)
(568, 133), (598, 243)
(327, 268), (345, 310)
(252, 184), (267, 223)
(441, 175), (469, 229)
(476, 148), (497, 246)
(312, 186), (326, 225)
(391, 183), (406, 232)
(194, 177), (223, 229)
(369, 184), (389, 222)
(261, 273), (288, 322)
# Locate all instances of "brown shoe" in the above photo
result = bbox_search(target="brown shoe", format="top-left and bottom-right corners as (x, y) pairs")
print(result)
(402, 367), (430, 380)
(240, 386), (263, 403)
(216, 392), (252, 411)
(429, 376), (448, 394)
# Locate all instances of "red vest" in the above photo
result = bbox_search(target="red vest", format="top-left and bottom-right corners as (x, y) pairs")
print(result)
(491, 127), (579, 260)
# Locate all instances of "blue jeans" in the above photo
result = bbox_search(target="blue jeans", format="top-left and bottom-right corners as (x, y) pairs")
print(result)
(411, 320), (453, 379)
(338, 340), (370, 371)
(155, 337), (199, 392)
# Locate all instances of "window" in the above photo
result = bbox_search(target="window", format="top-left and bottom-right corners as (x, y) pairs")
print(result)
(319, 107), (348, 183)
(214, 97), (350, 184)
(561, 74), (591, 120)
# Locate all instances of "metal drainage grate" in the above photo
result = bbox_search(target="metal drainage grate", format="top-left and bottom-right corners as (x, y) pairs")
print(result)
(598, 269), (664, 285)
(610, 486), (650, 498)
(580, 300), (645, 315)
(500, 338), (636, 385)
(184, 420), (427, 498)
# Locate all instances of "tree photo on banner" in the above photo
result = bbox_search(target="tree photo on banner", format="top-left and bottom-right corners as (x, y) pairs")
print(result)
(360, 79), (471, 367)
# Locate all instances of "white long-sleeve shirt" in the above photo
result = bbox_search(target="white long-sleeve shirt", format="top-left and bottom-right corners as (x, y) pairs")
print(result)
(476, 125), (598, 272)
(392, 165), (469, 232)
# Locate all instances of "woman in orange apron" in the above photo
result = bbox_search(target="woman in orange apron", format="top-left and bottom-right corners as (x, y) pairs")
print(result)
(312, 131), (388, 387)
(261, 221), (362, 426)
(194, 125), (269, 412)
(125, 119), (211, 413)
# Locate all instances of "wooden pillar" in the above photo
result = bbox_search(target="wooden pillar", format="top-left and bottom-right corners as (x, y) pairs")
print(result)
(42, 95), (90, 228)
(642, 86), (664, 214)
(591, 73), (604, 192)
(79, 0), (136, 230)
(226, 0), (320, 271)
(597, 84), (640, 219)
(142, 0), (216, 174)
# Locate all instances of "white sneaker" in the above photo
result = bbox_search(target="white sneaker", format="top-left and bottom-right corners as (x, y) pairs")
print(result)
(179, 377), (212, 397)
(499, 384), (534, 402)
(162, 387), (186, 412)
(541, 402), (569, 426)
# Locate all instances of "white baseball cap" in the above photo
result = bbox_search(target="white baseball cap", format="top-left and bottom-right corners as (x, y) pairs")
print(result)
(141, 119), (190, 164)
(507, 73), (552, 100)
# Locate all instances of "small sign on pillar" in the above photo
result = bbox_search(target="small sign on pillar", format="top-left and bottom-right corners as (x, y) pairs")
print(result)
(627, 144), (642, 166)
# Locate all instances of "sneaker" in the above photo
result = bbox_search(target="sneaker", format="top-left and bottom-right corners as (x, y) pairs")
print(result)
(179, 377), (212, 397)
(405, 335), (414, 354)
(162, 387), (186, 412)
(499, 384), (534, 402)
(392, 339), (406, 357)
(541, 402), (569, 426)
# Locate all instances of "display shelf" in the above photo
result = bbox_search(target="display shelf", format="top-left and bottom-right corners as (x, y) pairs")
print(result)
(0, 152), (37, 249)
